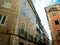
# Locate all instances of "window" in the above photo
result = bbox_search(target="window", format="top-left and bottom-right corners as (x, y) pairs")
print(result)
(0, 15), (6, 24)
(26, 8), (36, 24)
(49, 8), (57, 12)
(57, 30), (60, 40)
(2, 1), (11, 8)
(23, 1), (26, 7)
(20, 28), (24, 37)
(20, 1), (26, 16)
(20, 23), (25, 37)
(57, 30), (60, 37)
(27, 34), (31, 40)
(52, 13), (56, 16)
(25, 31), (27, 38)
(54, 20), (59, 25)
(27, 34), (33, 41)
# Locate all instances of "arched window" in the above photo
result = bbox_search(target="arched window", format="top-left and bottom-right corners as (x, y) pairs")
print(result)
(49, 7), (57, 12)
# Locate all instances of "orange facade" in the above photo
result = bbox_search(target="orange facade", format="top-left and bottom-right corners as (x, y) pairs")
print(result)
(45, 4), (60, 45)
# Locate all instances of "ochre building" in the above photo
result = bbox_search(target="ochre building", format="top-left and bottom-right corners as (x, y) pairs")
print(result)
(45, 4), (60, 45)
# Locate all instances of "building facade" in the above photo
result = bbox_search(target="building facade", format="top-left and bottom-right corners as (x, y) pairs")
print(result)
(45, 4), (60, 45)
(0, 0), (41, 45)
(0, 0), (22, 45)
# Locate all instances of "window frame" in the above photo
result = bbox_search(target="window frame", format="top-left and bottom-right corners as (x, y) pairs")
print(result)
(49, 7), (57, 12)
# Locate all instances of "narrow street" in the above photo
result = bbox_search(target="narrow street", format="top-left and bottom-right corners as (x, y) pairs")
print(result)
(0, 0), (60, 45)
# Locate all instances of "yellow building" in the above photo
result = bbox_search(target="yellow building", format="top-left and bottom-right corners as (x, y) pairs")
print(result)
(45, 4), (60, 45)
(0, 0), (40, 45)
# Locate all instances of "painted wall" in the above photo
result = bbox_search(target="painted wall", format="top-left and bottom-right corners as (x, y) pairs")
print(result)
(45, 4), (60, 45)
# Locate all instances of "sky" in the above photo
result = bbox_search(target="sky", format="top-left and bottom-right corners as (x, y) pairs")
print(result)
(32, 0), (60, 40)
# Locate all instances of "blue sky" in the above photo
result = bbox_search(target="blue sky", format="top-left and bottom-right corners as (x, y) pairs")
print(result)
(57, 0), (60, 4)
(32, 0), (60, 40)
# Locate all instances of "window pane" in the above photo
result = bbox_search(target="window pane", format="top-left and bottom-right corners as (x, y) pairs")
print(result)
(20, 28), (24, 37)
(0, 15), (2, 21)
(1, 16), (6, 24)
(20, 1), (26, 16)
(54, 20), (59, 25)
(26, 8), (36, 25)
(52, 13), (56, 16)
(57, 30), (60, 38)
(49, 8), (54, 12)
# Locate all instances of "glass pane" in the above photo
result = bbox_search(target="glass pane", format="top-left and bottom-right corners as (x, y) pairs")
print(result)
(57, 30), (60, 37)
(20, 28), (24, 37)
(55, 20), (59, 25)
(49, 8), (57, 12)
(23, 2), (26, 7)
(26, 8), (36, 24)
(20, 1), (26, 16)
(53, 13), (56, 16)
(1, 16), (6, 24)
